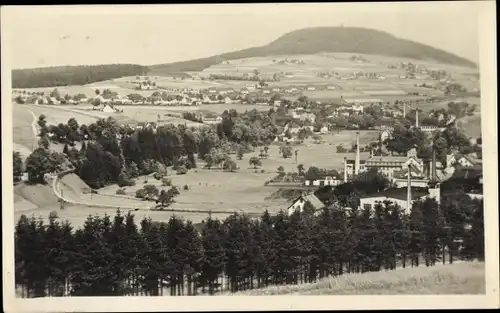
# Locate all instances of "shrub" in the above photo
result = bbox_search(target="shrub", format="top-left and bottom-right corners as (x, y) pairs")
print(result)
(162, 177), (172, 186)
(143, 179), (148, 184)
(261, 169), (266, 173)
(183, 184), (189, 191)
(49, 210), (58, 219)
(116, 188), (126, 195)
(135, 188), (146, 199)
(118, 172), (135, 187)
(153, 172), (164, 180)
(176, 166), (188, 175)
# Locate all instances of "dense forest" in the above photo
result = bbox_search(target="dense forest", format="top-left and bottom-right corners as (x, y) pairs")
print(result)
(150, 27), (476, 75)
(15, 188), (484, 297)
(12, 64), (149, 88)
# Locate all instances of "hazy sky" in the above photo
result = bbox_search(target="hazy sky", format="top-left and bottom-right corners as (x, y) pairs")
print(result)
(5, 2), (484, 69)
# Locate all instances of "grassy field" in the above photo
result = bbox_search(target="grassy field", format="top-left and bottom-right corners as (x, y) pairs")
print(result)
(229, 261), (485, 295)
(14, 200), (238, 230)
(459, 112), (482, 139)
(26, 104), (99, 126)
(13, 128), (377, 229)
(12, 105), (37, 155)
(98, 130), (376, 213)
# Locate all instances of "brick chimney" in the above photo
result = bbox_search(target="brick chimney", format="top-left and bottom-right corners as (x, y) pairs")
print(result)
(432, 145), (437, 180)
(407, 164), (412, 214)
(354, 131), (360, 175)
(343, 157), (348, 183)
(415, 108), (419, 128)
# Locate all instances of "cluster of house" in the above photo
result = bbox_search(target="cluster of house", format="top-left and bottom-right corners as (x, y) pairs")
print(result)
(287, 149), (482, 217)
(286, 125), (483, 216)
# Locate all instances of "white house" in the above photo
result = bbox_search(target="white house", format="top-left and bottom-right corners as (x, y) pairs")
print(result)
(304, 176), (342, 187)
(203, 116), (223, 125)
(286, 193), (326, 216)
(351, 104), (364, 113)
(49, 97), (60, 105)
(101, 104), (115, 113)
(283, 122), (301, 135)
(446, 153), (480, 169)
(319, 126), (329, 134)
(467, 193), (483, 200)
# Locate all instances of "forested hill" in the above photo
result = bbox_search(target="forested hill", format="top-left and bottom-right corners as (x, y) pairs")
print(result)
(12, 64), (149, 88)
(149, 27), (477, 74)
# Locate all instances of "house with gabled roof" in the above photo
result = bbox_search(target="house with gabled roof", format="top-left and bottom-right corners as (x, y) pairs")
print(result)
(286, 192), (326, 216)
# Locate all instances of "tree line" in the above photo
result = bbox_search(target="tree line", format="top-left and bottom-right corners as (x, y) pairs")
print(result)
(12, 64), (149, 88)
(25, 109), (280, 189)
(15, 188), (484, 297)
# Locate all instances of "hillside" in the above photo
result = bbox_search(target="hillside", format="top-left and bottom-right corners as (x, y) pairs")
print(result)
(150, 27), (477, 74)
(12, 64), (149, 88)
(226, 262), (485, 295)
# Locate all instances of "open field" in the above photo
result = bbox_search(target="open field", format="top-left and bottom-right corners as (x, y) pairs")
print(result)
(99, 163), (288, 214)
(25, 104), (99, 126)
(14, 129), (377, 229)
(459, 112), (482, 139)
(229, 261), (485, 295)
(99, 130), (376, 211)
(14, 200), (237, 230)
(13, 105), (37, 154)
(71, 102), (271, 121)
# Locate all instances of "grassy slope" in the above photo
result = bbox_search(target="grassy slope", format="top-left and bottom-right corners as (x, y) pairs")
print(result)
(150, 27), (477, 75)
(229, 262), (485, 295)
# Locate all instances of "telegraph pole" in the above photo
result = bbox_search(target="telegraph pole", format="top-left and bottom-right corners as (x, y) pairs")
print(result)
(60, 188), (65, 210)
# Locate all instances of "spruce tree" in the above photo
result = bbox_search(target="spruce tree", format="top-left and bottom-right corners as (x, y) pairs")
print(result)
(252, 211), (277, 288)
(14, 215), (31, 297)
(44, 213), (66, 296)
(200, 218), (226, 294)
(409, 202), (424, 267)
(420, 198), (444, 266)
(165, 215), (186, 296)
(180, 221), (204, 295)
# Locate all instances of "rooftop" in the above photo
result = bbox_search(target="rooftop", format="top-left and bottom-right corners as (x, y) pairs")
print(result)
(300, 193), (326, 211)
(365, 156), (413, 163)
(363, 187), (429, 201)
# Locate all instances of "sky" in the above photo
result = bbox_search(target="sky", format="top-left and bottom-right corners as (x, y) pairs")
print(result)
(4, 2), (485, 69)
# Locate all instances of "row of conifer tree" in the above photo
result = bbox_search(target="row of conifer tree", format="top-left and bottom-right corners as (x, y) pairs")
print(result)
(15, 193), (483, 297)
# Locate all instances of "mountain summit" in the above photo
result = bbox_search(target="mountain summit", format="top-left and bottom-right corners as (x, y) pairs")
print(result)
(150, 27), (477, 74)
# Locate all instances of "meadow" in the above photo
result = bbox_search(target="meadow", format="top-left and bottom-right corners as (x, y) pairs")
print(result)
(97, 130), (376, 213)
(230, 261), (485, 295)
(12, 105), (37, 157)
(459, 112), (482, 139)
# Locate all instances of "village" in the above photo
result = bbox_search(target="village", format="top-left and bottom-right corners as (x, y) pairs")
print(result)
(8, 0), (492, 299)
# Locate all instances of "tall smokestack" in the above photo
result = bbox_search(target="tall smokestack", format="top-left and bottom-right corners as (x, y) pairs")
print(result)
(407, 164), (412, 214)
(415, 108), (419, 128)
(344, 157), (348, 182)
(431, 145), (437, 180)
(354, 132), (360, 175)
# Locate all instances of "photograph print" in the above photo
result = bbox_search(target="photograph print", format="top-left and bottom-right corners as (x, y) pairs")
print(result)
(2, 2), (498, 311)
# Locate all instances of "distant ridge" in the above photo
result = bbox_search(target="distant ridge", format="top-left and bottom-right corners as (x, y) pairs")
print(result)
(12, 64), (149, 88)
(150, 27), (477, 74)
